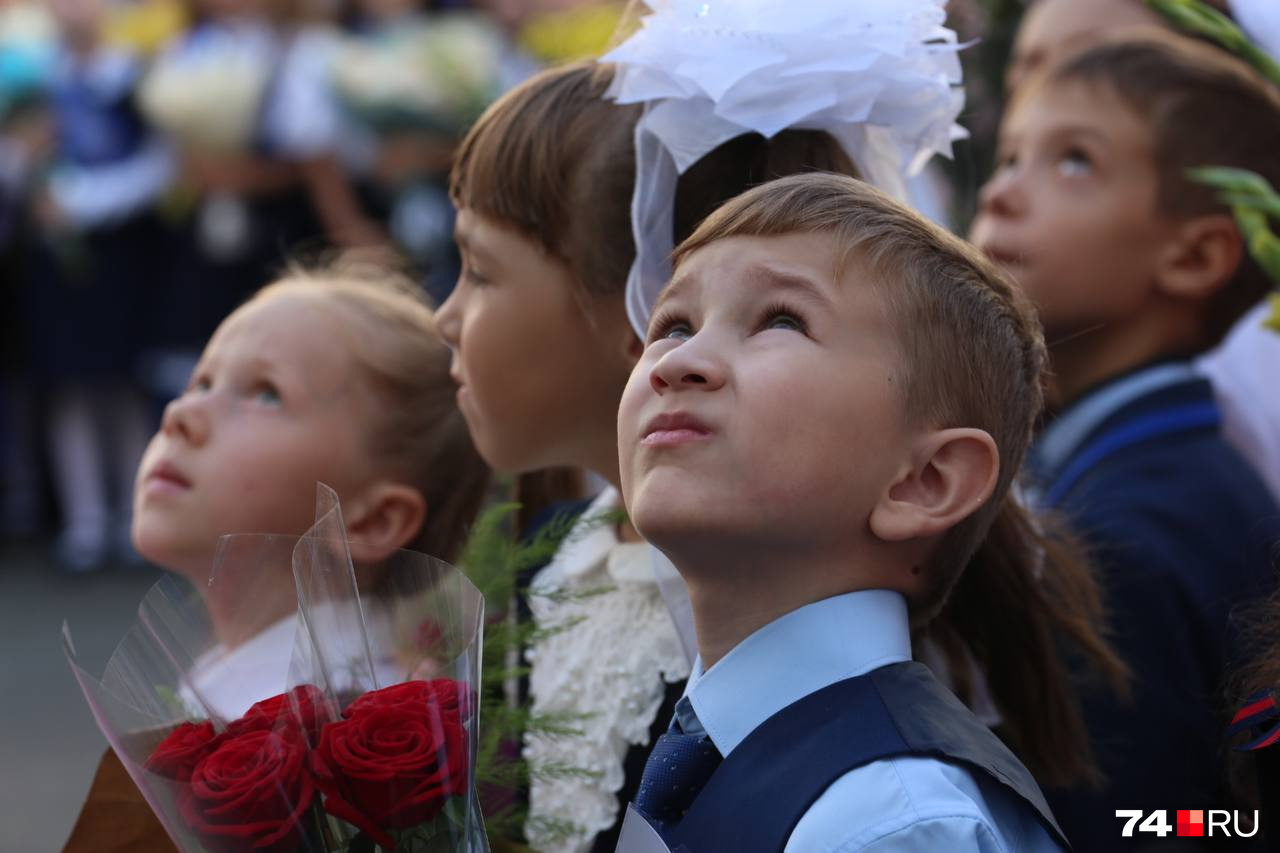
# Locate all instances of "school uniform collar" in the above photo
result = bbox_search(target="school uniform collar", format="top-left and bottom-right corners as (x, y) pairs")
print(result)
(682, 589), (911, 757)
(1031, 361), (1205, 482)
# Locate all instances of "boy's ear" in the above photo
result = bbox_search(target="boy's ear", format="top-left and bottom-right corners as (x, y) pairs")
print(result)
(345, 483), (427, 564)
(869, 429), (1000, 543)
(1155, 213), (1243, 303)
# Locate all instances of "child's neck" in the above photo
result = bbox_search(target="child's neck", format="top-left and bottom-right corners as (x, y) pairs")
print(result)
(178, 556), (299, 651)
(678, 544), (896, 669)
(1047, 313), (1200, 408)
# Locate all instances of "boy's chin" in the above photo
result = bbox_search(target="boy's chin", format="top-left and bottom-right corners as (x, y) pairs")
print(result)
(629, 490), (737, 556)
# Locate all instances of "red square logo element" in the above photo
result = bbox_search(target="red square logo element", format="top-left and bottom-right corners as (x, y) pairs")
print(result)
(1177, 810), (1204, 837)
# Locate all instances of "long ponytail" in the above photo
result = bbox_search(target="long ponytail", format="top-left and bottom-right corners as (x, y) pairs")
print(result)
(925, 495), (1129, 788)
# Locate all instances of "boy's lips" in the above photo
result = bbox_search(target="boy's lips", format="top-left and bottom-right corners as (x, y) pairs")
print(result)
(641, 411), (713, 447)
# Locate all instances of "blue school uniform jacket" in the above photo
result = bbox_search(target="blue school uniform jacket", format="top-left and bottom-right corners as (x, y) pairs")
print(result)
(1029, 363), (1280, 852)
(637, 591), (1067, 852)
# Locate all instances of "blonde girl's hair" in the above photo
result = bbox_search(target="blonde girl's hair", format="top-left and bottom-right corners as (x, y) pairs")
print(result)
(252, 257), (490, 565)
(673, 172), (1129, 787)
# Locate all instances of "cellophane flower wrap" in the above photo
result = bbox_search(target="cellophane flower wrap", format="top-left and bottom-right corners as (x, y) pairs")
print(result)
(64, 485), (488, 852)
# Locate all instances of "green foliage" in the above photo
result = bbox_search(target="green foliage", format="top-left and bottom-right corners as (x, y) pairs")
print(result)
(1146, 0), (1280, 86)
(457, 500), (620, 845)
(1189, 166), (1280, 331)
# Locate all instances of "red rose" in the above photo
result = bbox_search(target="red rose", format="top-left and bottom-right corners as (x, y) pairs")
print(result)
(343, 679), (471, 723)
(145, 721), (223, 782)
(312, 681), (470, 847)
(180, 728), (316, 853)
(226, 685), (335, 743)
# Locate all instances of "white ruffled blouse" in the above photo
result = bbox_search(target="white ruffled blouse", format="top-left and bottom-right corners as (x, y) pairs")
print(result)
(523, 487), (690, 853)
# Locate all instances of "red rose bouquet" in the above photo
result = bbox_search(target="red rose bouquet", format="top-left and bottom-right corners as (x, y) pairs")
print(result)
(65, 485), (487, 851)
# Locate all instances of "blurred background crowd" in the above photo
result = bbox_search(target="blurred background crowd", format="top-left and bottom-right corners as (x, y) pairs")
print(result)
(0, 0), (1022, 576)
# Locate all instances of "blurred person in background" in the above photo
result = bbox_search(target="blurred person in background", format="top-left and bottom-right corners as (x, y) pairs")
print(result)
(141, 0), (383, 369)
(0, 0), (53, 543)
(1000, 0), (1280, 504)
(18, 0), (174, 571)
(331, 0), (508, 301)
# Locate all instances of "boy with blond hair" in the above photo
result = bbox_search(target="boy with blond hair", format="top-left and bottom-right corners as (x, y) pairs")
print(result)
(615, 172), (1103, 851)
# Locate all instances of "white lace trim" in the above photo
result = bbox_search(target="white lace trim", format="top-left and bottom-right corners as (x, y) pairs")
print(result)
(524, 488), (691, 853)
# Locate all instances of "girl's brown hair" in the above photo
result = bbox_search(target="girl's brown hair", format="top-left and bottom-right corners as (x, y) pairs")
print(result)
(450, 62), (856, 307)
(1227, 564), (1280, 805)
(673, 172), (1128, 786)
(253, 259), (490, 565)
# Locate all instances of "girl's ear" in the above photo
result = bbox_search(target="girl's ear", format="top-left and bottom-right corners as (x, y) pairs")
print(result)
(869, 428), (999, 543)
(345, 483), (427, 564)
(1155, 213), (1243, 303)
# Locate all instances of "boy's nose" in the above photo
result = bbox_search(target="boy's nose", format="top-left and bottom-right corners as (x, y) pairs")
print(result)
(976, 168), (1026, 221)
(648, 340), (727, 395)
(160, 394), (210, 446)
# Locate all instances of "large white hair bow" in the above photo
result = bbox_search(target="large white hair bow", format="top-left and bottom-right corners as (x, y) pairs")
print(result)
(602, 0), (966, 336)
(1229, 0), (1280, 62)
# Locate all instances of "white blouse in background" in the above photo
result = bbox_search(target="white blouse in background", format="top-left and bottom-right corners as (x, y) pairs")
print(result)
(525, 487), (690, 853)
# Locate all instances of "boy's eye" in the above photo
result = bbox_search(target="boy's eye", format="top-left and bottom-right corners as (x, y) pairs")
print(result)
(758, 304), (808, 335)
(253, 383), (282, 405)
(1057, 149), (1092, 178)
(764, 314), (803, 332)
(189, 375), (212, 394)
(648, 311), (694, 343)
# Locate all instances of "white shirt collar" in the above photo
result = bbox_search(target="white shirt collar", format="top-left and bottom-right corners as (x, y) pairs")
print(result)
(684, 589), (911, 756)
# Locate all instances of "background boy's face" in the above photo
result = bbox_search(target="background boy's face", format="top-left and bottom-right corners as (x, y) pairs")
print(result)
(618, 232), (911, 559)
(436, 209), (637, 478)
(970, 82), (1175, 343)
(132, 294), (377, 578)
(1008, 0), (1161, 93)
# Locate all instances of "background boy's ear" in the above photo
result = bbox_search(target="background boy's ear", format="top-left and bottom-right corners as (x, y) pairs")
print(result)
(869, 428), (1000, 543)
(345, 483), (427, 564)
(1155, 213), (1244, 302)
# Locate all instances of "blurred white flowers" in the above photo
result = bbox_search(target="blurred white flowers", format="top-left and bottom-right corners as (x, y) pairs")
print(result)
(332, 14), (505, 136)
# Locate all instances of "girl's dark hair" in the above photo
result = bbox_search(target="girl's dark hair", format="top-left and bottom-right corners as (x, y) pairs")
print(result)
(450, 62), (855, 307)
(1225, 564), (1280, 806)
(928, 503), (1129, 787)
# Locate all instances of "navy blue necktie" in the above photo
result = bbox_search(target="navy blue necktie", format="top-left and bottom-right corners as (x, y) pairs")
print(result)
(634, 711), (723, 828)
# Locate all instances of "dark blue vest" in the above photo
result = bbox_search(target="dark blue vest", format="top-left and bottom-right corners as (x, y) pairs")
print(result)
(654, 661), (1069, 852)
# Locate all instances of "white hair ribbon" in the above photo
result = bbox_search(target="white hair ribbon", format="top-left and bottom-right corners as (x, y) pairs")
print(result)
(1229, 0), (1280, 62)
(602, 0), (967, 337)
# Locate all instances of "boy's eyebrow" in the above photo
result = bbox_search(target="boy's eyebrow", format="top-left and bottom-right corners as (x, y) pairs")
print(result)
(1042, 123), (1110, 146)
(742, 265), (833, 309)
(652, 262), (833, 320)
